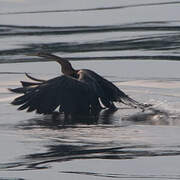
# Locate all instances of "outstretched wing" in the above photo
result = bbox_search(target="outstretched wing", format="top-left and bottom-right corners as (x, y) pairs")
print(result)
(80, 69), (150, 109)
(11, 75), (94, 114)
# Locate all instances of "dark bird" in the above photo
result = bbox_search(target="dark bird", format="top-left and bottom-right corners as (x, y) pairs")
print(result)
(9, 53), (150, 118)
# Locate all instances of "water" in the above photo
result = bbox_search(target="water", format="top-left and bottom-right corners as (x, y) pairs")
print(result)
(0, 0), (180, 179)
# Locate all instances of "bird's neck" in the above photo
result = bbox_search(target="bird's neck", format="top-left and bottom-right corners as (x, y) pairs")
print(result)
(55, 58), (75, 76)
(61, 64), (76, 76)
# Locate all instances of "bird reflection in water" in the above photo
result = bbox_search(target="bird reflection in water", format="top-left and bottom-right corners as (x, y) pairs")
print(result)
(2, 106), (172, 171)
(17, 107), (118, 130)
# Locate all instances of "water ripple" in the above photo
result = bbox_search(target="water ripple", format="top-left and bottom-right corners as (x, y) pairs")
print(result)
(1, 1), (180, 15)
(0, 22), (180, 63)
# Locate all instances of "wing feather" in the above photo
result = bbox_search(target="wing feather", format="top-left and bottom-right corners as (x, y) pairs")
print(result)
(11, 75), (94, 114)
(80, 69), (149, 109)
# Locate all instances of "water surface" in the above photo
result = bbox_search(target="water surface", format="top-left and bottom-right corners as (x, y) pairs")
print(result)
(0, 1), (180, 180)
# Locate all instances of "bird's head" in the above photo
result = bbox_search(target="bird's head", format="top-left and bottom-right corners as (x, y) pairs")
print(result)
(27, 52), (76, 76)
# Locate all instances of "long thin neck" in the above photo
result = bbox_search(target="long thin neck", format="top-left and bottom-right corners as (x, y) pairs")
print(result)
(36, 53), (76, 75)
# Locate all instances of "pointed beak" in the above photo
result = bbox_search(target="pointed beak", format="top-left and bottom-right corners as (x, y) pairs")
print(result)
(25, 52), (57, 61)
(25, 53), (66, 65)
(25, 52), (47, 58)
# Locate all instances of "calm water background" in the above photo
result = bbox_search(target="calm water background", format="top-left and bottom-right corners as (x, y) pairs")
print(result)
(0, 0), (180, 179)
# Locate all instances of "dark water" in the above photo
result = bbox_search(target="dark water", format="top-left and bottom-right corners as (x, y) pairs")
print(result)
(0, 1), (180, 179)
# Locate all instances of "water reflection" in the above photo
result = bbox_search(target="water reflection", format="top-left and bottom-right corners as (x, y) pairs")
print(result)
(1, 0), (180, 179)
(60, 171), (180, 179)
(16, 108), (117, 130)
(0, 178), (25, 180)
(16, 107), (174, 129)
(1, 1), (180, 15)
(1, 107), (179, 171)
(1, 21), (180, 63)
(2, 140), (180, 171)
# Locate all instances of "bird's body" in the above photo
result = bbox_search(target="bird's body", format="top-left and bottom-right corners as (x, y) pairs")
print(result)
(9, 53), (150, 117)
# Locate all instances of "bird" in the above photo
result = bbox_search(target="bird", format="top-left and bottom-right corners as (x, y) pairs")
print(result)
(9, 53), (150, 118)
